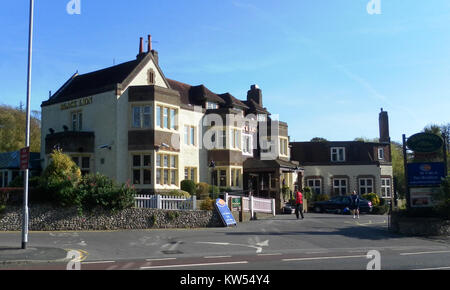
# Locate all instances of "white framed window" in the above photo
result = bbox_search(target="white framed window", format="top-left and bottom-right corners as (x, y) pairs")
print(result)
(331, 147), (346, 162)
(231, 129), (241, 149)
(71, 155), (91, 176)
(280, 138), (289, 156)
(333, 178), (348, 196)
(132, 154), (152, 185)
(231, 168), (241, 187)
(156, 153), (178, 186)
(71, 111), (83, 131)
(359, 178), (374, 195)
(378, 148), (385, 160)
(242, 134), (253, 155)
(381, 178), (392, 198)
(307, 178), (322, 195)
(132, 105), (152, 129)
(184, 125), (196, 146)
(184, 167), (197, 182)
(156, 105), (177, 130)
(206, 102), (219, 110)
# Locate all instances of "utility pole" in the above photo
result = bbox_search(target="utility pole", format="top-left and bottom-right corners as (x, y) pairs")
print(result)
(22, 0), (34, 250)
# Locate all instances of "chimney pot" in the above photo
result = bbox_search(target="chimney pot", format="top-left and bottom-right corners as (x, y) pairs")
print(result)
(148, 35), (152, 52)
(139, 37), (144, 54)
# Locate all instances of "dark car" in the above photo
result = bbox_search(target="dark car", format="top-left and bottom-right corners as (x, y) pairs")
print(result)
(313, 196), (373, 214)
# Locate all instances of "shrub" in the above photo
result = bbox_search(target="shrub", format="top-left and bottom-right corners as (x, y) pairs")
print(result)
(209, 185), (220, 200)
(200, 197), (215, 211)
(362, 193), (380, 207)
(303, 187), (313, 201)
(372, 204), (389, 215)
(315, 194), (330, 202)
(196, 182), (210, 200)
(165, 190), (191, 198)
(180, 180), (196, 196)
(434, 176), (450, 219)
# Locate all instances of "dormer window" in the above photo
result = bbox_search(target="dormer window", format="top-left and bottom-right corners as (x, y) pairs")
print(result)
(331, 147), (346, 162)
(378, 148), (385, 160)
(206, 102), (219, 110)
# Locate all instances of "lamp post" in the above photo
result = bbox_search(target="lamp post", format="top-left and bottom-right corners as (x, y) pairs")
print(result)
(22, 0), (34, 250)
(209, 160), (216, 198)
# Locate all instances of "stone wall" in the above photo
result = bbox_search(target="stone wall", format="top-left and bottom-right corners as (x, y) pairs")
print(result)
(390, 214), (450, 236)
(0, 205), (223, 232)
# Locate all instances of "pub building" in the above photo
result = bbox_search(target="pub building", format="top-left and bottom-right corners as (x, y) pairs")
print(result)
(41, 35), (301, 212)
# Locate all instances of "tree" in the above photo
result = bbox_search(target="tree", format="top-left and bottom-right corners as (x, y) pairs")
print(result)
(310, 137), (328, 142)
(0, 105), (41, 152)
(391, 142), (406, 199)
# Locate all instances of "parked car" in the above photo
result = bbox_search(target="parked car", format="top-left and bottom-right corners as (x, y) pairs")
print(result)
(283, 202), (296, 215)
(313, 196), (373, 214)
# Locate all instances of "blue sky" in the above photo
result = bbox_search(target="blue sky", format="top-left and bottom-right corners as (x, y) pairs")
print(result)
(1, 0), (449, 143)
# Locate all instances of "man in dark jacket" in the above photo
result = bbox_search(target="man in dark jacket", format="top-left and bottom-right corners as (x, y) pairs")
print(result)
(295, 190), (304, 220)
(350, 191), (361, 219)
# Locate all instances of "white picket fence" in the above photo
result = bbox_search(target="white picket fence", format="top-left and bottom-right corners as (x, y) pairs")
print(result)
(225, 194), (276, 217)
(135, 194), (197, 211)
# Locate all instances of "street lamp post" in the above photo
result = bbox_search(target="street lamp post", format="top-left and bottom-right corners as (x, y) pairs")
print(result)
(22, 0), (34, 250)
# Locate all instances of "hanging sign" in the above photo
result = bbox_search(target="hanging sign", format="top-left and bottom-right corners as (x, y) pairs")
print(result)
(407, 133), (444, 153)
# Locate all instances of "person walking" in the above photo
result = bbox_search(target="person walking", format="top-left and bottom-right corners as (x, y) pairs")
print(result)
(350, 190), (361, 219)
(295, 189), (304, 220)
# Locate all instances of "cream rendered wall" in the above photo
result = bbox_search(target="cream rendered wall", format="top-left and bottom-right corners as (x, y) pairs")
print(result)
(303, 165), (384, 195)
(41, 91), (118, 180)
(178, 107), (206, 184)
(126, 59), (168, 89)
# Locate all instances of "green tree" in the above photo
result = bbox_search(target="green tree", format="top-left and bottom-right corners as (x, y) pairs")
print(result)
(391, 142), (406, 199)
(310, 137), (328, 142)
(0, 105), (41, 152)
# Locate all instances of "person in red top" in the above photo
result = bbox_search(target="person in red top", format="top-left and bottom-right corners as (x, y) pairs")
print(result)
(295, 189), (304, 220)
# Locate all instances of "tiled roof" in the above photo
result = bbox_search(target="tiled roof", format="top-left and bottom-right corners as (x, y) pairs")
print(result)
(166, 79), (225, 106)
(218, 93), (249, 109)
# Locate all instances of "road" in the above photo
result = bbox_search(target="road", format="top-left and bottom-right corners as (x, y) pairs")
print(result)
(1, 213), (449, 270)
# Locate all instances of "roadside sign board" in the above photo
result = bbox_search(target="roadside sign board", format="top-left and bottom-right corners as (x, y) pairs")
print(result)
(410, 187), (440, 208)
(407, 162), (446, 186)
(231, 198), (242, 211)
(215, 198), (237, 227)
(20, 147), (30, 170)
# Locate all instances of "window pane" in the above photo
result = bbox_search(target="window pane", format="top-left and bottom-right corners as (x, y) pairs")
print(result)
(163, 155), (168, 168)
(156, 106), (161, 127)
(143, 155), (151, 167)
(156, 154), (161, 167)
(190, 127), (195, 145)
(133, 107), (141, 128)
(164, 169), (169, 184)
(367, 179), (372, 186)
(143, 106), (151, 128)
(72, 157), (80, 167)
(163, 108), (169, 129)
(133, 170), (141, 185)
(156, 169), (161, 184)
(170, 109), (176, 129)
(133, 155), (141, 167)
(341, 179), (346, 186)
(184, 126), (189, 145)
(82, 157), (90, 169)
(171, 156), (176, 168)
(78, 113), (83, 131)
(220, 170), (227, 187)
(171, 169), (176, 185)
(315, 180), (320, 187)
(185, 168), (189, 180)
(191, 168), (195, 181)
(143, 169), (151, 185)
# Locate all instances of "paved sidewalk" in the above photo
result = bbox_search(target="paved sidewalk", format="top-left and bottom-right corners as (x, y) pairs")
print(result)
(0, 246), (69, 267)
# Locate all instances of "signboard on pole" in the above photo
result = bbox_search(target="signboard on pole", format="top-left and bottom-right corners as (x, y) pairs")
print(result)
(407, 162), (446, 186)
(215, 198), (237, 227)
(20, 147), (30, 171)
(410, 187), (440, 208)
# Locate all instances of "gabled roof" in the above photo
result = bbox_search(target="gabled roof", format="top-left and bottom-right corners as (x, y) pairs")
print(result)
(42, 52), (168, 107)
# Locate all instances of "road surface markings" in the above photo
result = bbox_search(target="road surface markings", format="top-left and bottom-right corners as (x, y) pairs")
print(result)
(140, 261), (248, 270)
(204, 256), (232, 259)
(400, 250), (450, 256)
(82, 261), (115, 264)
(415, 266), (450, 270)
(257, 253), (282, 256)
(282, 255), (367, 262)
(196, 240), (269, 254)
(145, 258), (177, 262)
(66, 249), (89, 262)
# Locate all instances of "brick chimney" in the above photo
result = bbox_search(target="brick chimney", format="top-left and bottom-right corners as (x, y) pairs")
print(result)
(379, 108), (391, 143)
(148, 34), (159, 65)
(247, 84), (263, 106)
(137, 37), (145, 60)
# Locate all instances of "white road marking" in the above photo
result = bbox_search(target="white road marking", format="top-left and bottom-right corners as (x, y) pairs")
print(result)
(204, 256), (232, 259)
(145, 258), (177, 262)
(83, 261), (115, 264)
(282, 255), (367, 262)
(415, 266), (450, 270)
(400, 250), (450, 256)
(140, 261), (248, 270)
(257, 253), (282, 256)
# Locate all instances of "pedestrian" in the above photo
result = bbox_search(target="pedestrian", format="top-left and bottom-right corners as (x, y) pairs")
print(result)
(350, 190), (360, 219)
(295, 189), (304, 220)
